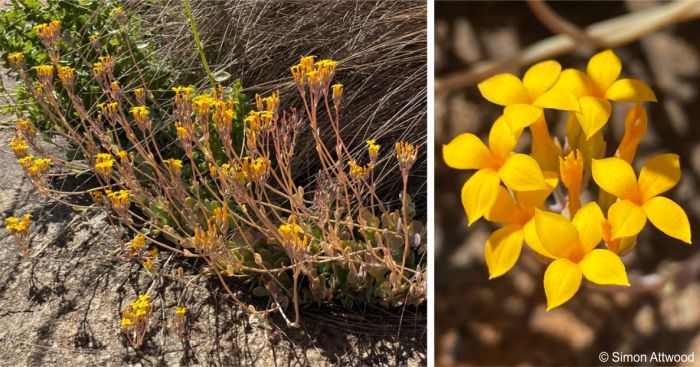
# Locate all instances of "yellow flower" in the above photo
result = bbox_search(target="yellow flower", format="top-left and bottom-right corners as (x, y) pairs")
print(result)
(591, 154), (691, 243)
(193, 94), (212, 115)
(395, 141), (418, 169)
(551, 50), (657, 139)
(483, 173), (559, 278)
(18, 155), (34, 170)
(163, 158), (183, 176)
(130, 105), (149, 121)
(478, 60), (580, 132)
(33, 65), (54, 81)
(98, 102), (119, 116)
(534, 203), (630, 310)
(8, 52), (24, 69)
(279, 222), (308, 248)
(176, 306), (187, 316)
(95, 153), (114, 177)
(443, 117), (548, 225)
(175, 121), (190, 141)
(121, 317), (132, 329)
(106, 189), (130, 211)
(10, 136), (29, 158)
(366, 139), (380, 161)
(5, 214), (31, 234)
(57, 65), (75, 87)
(130, 234), (146, 253)
(348, 160), (367, 180)
(332, 83), (343, 100)
(16, 118), (37, 139)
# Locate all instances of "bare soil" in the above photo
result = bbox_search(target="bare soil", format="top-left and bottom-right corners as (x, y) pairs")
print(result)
(436, 1), (700, 366)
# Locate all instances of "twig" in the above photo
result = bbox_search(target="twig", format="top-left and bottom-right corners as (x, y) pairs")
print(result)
(436, 0), (700, 94)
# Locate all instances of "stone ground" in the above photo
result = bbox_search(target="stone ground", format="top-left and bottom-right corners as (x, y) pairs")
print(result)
(0, 19), (425, 367)
(436, 1), (700, 366)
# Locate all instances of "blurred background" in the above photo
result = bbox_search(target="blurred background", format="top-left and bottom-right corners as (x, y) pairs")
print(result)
(435, 1), (700, 365)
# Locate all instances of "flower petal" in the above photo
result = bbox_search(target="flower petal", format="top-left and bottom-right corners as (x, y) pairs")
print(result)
(591, 157), (639, 199)
(504, 104), (543, 131)
(586, 49), (621, 92)
(608, 199), (647, 239)
(485, 186), (518, 224)
(515, 171), (558, 208)
(544, 258), (582, 310)
(523, 60), (562, 100)
(499, 154), (547, 191)
(638, 153), (681, 201)
(523, 219), (555, 259)
(532, 90), (580, 111)
(461, 169), (501, 226)
(606, 78), (657, 103)
(443, 133), (492, 170)
(579, 249), (630, 286)
(485, 225), (524, 279)
(551, 68), (593, 98)
(572, 202), (604, 253)
(575, 96), (611, 139)
(488, 116), (522, 161)
(478, 73), (530, 106)
(643, 196), (692, 244)
(534, 208), (579, 259)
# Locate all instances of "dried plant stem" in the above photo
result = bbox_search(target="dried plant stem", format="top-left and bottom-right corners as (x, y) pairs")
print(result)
(436, 0), (700, 94)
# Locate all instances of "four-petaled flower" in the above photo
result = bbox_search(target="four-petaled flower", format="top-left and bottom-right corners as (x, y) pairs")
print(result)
(592, 154), (691, 244)
(534, 203), (630, 310)
(443, 116), (548, 225)
(551, 50), (657, 139)
(477, 60), (580, 132)
(483, 173), (558, 278)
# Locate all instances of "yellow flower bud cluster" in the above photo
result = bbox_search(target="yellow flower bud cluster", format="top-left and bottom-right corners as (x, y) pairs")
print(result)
(395, 141), (417, 171)
(106, 189), (130, 212)
(94, 153), (115, 179)
(212, 99), (235, 133)
(33, 65), (54, 83)
(18, 156), (51, 180)
(57, 65), (75, 88)
(8, 52), (24, 70)
(10, 136), (29, 158)
(290, 56), (338, 95)
(443, 49), (691, 310)
(278, 222), (308, 248)
(92, 55), (114, 80)
(5, 214), (31, 234)
(255, 90), (280, 114)
(97, 102), (119, 117)
(163, 158), (183, 176)
(172, 86), (194, 106)
(130, 105), (150, 130)
(348, 160), (369, 180)
(175, 306), (187, 316)
(34, 20), (61, 48)
(121, 294), (151, 331)
(129, 233), (147, 256)
(366, 139), (380, 161)
(16, 118), (37, 141)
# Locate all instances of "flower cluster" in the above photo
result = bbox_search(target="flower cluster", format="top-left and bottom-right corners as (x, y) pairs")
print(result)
(94, 153), (114, 180)
(121, 294), (152, 349)
(4, 214), (31, 256)
(444, 50), (691, 310)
